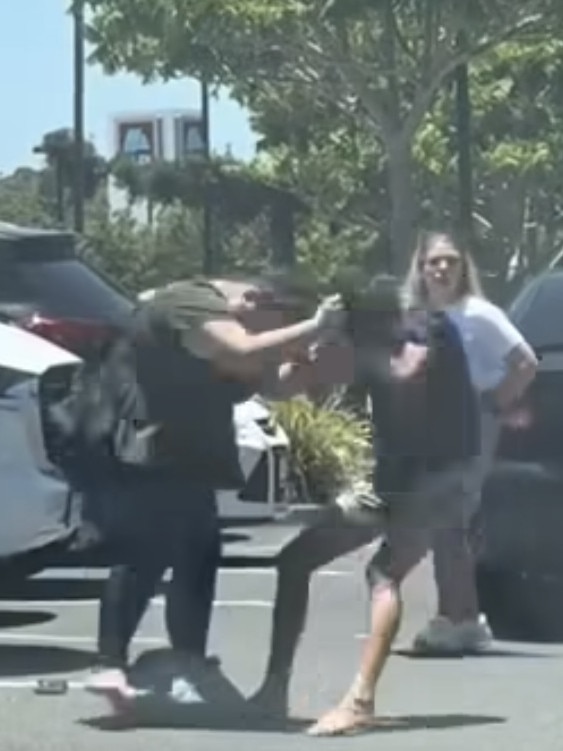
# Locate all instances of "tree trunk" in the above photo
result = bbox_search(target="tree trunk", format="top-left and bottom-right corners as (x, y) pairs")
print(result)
(386, 139), (417, 274)
(270, 199), (296, 267)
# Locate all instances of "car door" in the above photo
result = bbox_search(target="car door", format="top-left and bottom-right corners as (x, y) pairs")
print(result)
(0, 322), (81, 558)
(500, 272), (563, 462)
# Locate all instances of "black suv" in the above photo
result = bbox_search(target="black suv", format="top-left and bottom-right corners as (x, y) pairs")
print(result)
(0, 222), (288, 553)
(477, 269), (563, 642)
(0, 222), (133, 356)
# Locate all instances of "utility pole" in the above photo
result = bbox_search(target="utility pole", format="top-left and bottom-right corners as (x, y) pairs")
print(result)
(454, 32), (473, 246)
(201, 80), (214, 275)
(73, 0), (86, 233)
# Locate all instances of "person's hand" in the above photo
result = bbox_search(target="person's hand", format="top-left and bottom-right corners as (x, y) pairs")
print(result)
(313, 294), (345, 333)
(390, 342), (429, 381)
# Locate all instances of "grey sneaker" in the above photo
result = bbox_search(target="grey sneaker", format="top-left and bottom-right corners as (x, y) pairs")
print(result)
(412, 615), (492, 655)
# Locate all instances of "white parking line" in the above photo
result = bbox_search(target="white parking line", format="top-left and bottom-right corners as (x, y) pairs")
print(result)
(0, 679), (86, 690)
(215, 600), (272, 608)
(220, 569), (352, 577)
(0, 632), (163, 646)
(0, 599), (273, 608)
(35, 567), (352, 577)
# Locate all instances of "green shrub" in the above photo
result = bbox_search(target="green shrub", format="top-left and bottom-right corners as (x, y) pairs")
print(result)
(270, 396), (373, 505)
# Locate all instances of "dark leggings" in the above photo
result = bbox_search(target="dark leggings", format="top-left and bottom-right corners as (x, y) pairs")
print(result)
(93, 473), (220, 668)
(264, 511), (376, 680)
(263, 463), (480, 682)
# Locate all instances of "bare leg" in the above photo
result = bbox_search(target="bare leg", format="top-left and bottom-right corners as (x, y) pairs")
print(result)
(250, 513), (375, 716)
(308, 527), (430, 737)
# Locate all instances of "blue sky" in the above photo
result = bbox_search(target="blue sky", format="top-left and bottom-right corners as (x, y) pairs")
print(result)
(0, 1), (257, 176)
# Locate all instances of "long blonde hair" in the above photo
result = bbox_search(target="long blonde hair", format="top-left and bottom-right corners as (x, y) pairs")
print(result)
(403, 230), (485, 309)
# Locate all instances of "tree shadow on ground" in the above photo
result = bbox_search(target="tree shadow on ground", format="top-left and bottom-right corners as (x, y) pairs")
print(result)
(1, 577), (104, 602)
(0, 644), (94, 677)
(0, 610), (54, 628)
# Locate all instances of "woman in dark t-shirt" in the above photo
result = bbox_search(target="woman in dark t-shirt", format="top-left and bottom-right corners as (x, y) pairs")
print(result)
(250, 276), (481, 737)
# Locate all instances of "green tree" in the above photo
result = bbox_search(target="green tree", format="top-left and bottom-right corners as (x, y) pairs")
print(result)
(85, 0), (556, 269)
(407, 36), (563, 295)
(471, 39), (563, 285)
(0, 168), (55, 227)
(35, 128), (108, 223)
(0, 129), (108, 229)
(81, 202), (204, 293)
(111, 154), (308, 269)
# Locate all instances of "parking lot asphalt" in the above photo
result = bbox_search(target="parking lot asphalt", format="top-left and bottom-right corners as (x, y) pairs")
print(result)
(0, 525), (562, 751)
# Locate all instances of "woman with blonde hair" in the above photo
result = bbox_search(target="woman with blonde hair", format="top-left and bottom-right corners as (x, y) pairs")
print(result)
(403, 230), (538, 654)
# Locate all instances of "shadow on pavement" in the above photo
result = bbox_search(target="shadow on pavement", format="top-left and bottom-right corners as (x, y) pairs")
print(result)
(1, 577), (176, 602)
(81, 710), (505, 735)
(0, 530), (256, 603)
(0, 645), (94, 676)
(395, 647), (559, 659)
(79, 648), (507, 736)
(82, 712), (311, 734)
(1, 578), (103, 602)
(0, 610), (54, 628)
(364, 713), (505, 733)
(44, 531), (252, 570)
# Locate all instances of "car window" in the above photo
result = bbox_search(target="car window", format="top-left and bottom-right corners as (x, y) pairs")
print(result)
(509, 274), (563, 349)
(0, 258), (133, 323)
(0, 368), (29, 395)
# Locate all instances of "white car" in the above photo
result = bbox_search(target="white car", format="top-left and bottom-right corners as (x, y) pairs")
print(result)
(220, 397), (290, 522)
(0, 321), (290, 576)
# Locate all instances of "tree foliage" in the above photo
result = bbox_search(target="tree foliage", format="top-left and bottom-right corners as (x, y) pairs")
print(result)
(0, 168), (54, 227)
(5, 7), (563, 297)
(0, 129), (108, 228)
(85, 0), (558, 268)
(81, 203), (204, 293)
(111, 154), (306, 225)
(398, 35), (563, 295)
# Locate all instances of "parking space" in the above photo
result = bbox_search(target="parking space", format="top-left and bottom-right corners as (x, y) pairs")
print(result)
(0, 548), (561, 750)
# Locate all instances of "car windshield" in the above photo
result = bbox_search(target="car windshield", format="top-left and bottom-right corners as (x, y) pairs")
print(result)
(14, 257), (133, 322)
(0, 231), (133, 324)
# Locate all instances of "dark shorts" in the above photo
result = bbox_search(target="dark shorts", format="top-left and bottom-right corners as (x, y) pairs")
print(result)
(335, 459), (481, 587)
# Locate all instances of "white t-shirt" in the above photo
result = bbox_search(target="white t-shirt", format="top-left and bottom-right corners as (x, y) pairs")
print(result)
(446, 296), (526, 393)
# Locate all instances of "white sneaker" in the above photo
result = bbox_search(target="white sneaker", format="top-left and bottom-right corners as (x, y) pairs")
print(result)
(412, 615), (492, 655)
(456, 614), (493, 654)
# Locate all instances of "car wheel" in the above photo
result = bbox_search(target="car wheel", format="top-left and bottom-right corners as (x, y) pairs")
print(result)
(479, 462), (563, 573)
(477, 565), (563, 643)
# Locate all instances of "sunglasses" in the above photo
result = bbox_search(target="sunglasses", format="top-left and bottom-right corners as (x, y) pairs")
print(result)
(424, 254), (462, 269)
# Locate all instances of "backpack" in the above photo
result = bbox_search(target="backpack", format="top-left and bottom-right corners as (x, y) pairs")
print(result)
(44, 330), (157, 491)
(45, 304), (250, 492)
